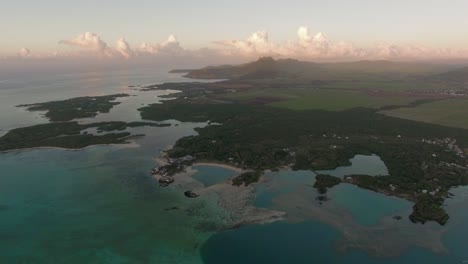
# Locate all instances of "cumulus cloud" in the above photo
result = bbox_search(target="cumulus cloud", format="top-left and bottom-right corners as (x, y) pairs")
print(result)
(115, 38), (133, 59)
(6, 27), (468, 62)
(297, 26), (312, 43)
(138, 34), (185, 55)
(60, 32), (108, 52)
(59, 32), (137, 59)
(293, 28), (331, 56)
(215, 26), (370, 60)
(368, 43), (467, 60)
(210, 26), (468, 61)
(17, 48), (31, 58)
(213, 27), (364, 60)
(214, 30), (279, 57)
(297, 27), (329, 51)
(57, 32), (192, 59)
(159, 35), (184, 54)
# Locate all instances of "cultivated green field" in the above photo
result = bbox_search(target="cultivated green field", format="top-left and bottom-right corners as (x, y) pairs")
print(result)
(320, 80), (442, 91)
(380, 99), (468, 129)
(269, 90), (418, 111)
(222, 88), (420, 111)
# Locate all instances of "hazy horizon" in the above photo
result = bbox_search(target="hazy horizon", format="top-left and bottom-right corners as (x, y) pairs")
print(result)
(3, 2), (468, 263)
(2, 1), (468, 64)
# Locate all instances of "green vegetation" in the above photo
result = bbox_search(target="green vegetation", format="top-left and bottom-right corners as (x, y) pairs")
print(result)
(410, 194), (449, 225)
(319, 80), (442, 91)
(140, 100), (255, 123)
(169, 69), (196, 73)
(140, 100), (468, 167)
(157, 163), (187, 176)
(138, 79), (468, 225)
(0, 122), (130, 151)
(313, 174), (342, 194)
(381, 99), (468, 129)
(425, 66), (468, 89)
(95, 121), (171, 132)
(9, 57), (467, 226)
(232, 171), (262, 187)
(184, 57), (280, 79)
(18, 94), (129, 122)
(130, 59), (468, 224)
(269, 90), (416, 111)
(346, 163), (468, 225)
(0, 121), (168, 151)
(184, 57), (450, 81)
(6, 93), (172, 150)
(142, 58), (467, 119)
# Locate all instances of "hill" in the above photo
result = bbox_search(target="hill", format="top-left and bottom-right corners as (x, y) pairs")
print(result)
(181, 57), (452, 81)
(425, 67), (468, 88)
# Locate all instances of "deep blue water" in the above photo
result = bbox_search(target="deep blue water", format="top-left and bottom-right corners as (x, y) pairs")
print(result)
(201, 219), (467, 264)
(318, 154), (389, 178)
(201, 221), (342, 264)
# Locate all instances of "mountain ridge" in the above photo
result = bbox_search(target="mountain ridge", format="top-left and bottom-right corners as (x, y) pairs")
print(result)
(178, 57), (455, 81)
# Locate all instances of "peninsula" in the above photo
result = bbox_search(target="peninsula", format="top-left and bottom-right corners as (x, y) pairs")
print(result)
(140, 58), (468, 225)
(2, 58), (468, 225)
(17, 94), (130, 122)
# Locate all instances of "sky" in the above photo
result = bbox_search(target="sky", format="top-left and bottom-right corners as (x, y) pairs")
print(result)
(1, 0), (468, 62)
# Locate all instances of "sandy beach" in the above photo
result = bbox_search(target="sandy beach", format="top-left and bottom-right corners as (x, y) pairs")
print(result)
(150, 158), (284, 228)
(153, 156), (169, 166)
(193, 162), (244, 173)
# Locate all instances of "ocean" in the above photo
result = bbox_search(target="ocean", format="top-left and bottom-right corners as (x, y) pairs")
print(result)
(1, 67), (467, 263)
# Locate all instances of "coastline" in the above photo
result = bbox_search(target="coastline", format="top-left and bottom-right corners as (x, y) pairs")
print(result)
(150, 157), (285, 228)
(154, 156), (169, 166)
(0, 141), (140, 154)
(193, 162), (244, 173)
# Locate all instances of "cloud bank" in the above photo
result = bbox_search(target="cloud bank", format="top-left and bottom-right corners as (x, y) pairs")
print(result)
(216, 26), (468, 61)
(59, 32), (108, 53)
(5, 27), (468, 62)
(115, 38), (133, 59)
(138, 35), (184, 55)
(17, 48), (31, 58)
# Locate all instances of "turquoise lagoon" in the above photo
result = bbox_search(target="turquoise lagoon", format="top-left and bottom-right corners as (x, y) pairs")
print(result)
(202, 158), (468, 263)
(329, 184), (412, 226)
(201, 184), (468, 264)
(191, 165), (238, 187)
(0, 127), (220, 263)
(318, 154), (389, 178)
(1, 68), (468, 263)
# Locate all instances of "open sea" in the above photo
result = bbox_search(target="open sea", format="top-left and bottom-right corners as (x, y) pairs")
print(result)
(0, 66), (467, 263)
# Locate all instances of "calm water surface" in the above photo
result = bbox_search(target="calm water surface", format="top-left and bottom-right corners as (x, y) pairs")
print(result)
(1, 68), (467, 263)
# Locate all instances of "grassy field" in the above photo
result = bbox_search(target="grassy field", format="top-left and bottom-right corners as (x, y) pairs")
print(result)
(139, 93), (468, 225)
(380, 99), (468, 129)
(320, 80), (443, 91)
(270, 90), (419, 111)
(221, 88), (420, 111)
(219, 88), (298, 101)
